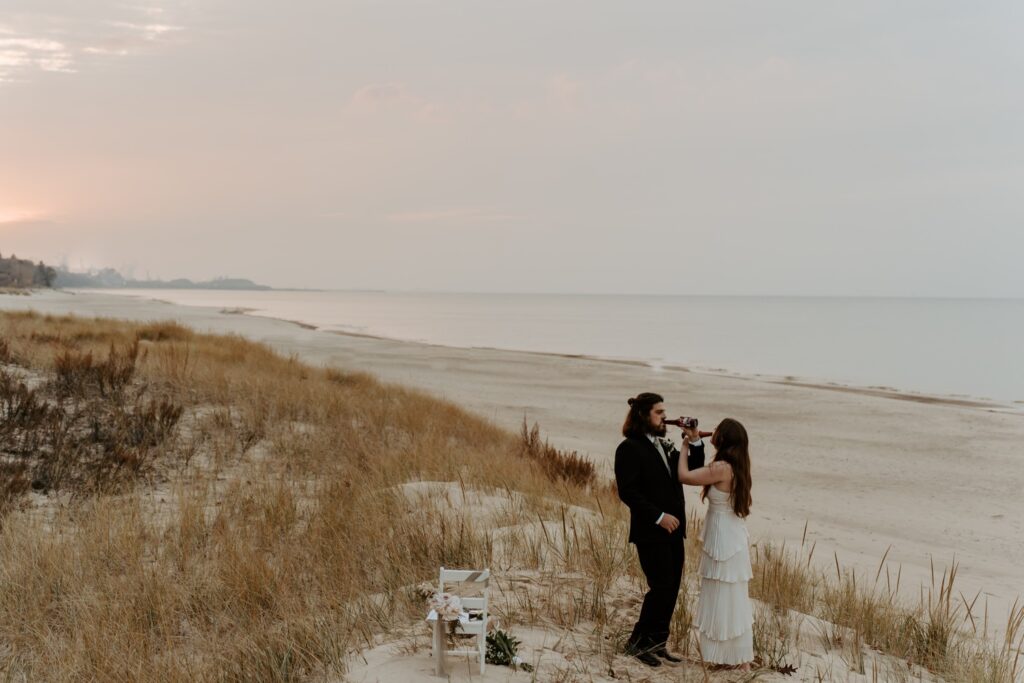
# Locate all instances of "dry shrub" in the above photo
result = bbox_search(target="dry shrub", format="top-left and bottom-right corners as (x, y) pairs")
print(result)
(122, 398), (184, 448)
(52, 340), (140, 398)
(0, 370), (53, 455)
(0, 461), (29, 517)
(323, 367), (375, 389)
(28, 331), (65, 345)
(519, 419), (596, 488)
(0, 342), (181, 495)
(136, 321), (193, 342)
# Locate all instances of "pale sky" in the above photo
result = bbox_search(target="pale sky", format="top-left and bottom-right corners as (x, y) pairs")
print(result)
(1, 1), (1022, 296)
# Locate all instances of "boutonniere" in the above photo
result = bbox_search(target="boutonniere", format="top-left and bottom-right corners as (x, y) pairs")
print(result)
(658, 437), (676, 451)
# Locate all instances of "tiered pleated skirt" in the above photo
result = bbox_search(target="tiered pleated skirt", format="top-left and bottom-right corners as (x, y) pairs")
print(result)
(696, 497), (754, 665)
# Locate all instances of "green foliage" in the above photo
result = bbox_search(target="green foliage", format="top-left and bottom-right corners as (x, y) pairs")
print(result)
(485, 629), (534, 672)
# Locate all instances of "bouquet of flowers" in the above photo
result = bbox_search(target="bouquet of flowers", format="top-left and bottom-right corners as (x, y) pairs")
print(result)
(428, 592), (462, 621)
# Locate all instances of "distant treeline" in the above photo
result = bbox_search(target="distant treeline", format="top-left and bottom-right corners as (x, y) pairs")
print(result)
(0, 252), (270, 291)
(53, 267), (271, 291)
(0, 253), (56, 288)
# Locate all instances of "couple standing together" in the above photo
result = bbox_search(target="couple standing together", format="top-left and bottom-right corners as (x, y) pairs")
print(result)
(614, 392), (754, 670)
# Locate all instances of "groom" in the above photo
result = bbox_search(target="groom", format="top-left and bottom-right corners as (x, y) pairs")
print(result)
(614, 392), (705, 667)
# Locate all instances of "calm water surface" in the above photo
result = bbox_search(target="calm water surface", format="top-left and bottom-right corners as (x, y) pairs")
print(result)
(99, 290), (1024, 404)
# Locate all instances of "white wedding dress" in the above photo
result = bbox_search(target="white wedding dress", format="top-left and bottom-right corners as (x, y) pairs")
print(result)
(696, 486), (754, 665)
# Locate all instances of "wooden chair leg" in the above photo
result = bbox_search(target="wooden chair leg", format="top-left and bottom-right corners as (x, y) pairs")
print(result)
(432, 619), (445, 677)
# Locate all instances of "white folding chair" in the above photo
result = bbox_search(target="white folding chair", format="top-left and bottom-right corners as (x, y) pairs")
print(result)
(435, 566), (489, 674)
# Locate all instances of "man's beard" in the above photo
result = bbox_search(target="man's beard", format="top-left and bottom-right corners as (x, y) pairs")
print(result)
(648, 422), (667, 437)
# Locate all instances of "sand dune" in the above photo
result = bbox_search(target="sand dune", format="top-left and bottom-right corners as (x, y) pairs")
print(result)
(4, 289), (1022, 634)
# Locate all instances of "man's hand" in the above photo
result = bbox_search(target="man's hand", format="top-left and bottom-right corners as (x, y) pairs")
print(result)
(657, 513), (680, 533)
(683, 426), (701, 443)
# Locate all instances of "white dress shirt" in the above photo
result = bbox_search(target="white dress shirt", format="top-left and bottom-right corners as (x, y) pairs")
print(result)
(648, 433), (703, 526)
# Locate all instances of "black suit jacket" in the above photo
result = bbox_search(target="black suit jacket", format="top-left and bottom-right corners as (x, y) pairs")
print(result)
(614, 435), (705, 544)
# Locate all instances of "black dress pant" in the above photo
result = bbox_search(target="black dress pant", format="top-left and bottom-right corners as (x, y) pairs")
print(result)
(628, 534), (685, 651)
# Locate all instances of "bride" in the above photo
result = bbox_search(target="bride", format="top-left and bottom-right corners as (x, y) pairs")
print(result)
(677, 418), (754, 670)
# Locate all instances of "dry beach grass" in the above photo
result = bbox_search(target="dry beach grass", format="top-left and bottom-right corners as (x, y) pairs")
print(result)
(0, 311), (1020, 681)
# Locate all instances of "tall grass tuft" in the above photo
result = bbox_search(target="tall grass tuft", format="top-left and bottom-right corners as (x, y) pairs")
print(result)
(519, 419), (597, 488)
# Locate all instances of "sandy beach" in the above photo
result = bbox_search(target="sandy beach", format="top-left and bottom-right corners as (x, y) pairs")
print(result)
(4, 289), (1022, 631)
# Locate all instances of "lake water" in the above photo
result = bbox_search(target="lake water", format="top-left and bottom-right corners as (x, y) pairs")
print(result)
(97, 289), (1024, 404)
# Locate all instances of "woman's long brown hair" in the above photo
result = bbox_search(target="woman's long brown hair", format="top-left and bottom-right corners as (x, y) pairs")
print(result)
(701, 418), (752, 518)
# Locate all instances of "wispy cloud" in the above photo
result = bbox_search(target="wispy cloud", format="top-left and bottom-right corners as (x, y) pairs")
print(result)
(0, 36), (75, 78)
(82, 45), (130, 57)
(0, 4), (186, 84)
(0, 38), (65, 52)
(109, 21), (183, 42)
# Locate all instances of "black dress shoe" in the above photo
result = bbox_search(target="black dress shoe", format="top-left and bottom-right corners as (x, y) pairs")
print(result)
(655, 650), (684, 663)
(632, 651), (662, 667)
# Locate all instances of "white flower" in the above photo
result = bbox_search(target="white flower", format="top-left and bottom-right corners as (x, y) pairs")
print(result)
(428, 592), (462, 621)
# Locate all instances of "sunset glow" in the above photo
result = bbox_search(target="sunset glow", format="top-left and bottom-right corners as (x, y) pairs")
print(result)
(0, 208), (39, 225)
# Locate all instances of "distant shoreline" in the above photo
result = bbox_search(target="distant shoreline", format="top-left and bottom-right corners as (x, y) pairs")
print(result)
(70, 287), (1024, 414)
